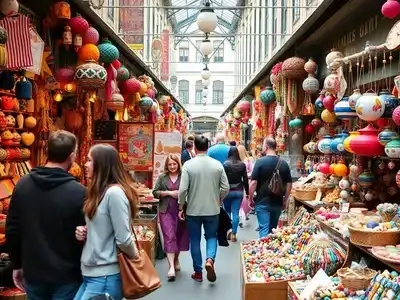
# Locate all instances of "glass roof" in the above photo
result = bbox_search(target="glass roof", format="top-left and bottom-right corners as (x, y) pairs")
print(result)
(168, 0), (241, 34)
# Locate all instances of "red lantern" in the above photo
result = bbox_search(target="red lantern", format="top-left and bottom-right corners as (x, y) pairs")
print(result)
(311, 118), (322, 128)
(112, 60), (121, 70)
(305, 124), (315, 135)
(350, 124), (385, 157)
(82, 26), (99, 45)
(382, 0), (400, 19)
(69, 15), (89, 34)
(237, 100), (251, 113)
(323, 95), (336, 111)
(319, 162), (331, 174)
(55, 67), (75, 84)
(393, 106), (400, 125)
(121, 78), (141, 95)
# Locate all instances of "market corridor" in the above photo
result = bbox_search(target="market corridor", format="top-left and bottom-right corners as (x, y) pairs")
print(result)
(145, 217), (258, 300)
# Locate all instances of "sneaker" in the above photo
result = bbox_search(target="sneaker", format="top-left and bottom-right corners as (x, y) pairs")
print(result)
(205, 258), (217, 282)
(231, 234), (237, 242)
(191, 272), (203, 282)
(255, 227), (260, 231)
(239, 222), (243, 228)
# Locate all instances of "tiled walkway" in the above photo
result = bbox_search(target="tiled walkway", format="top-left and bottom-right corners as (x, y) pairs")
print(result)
(145, 216), (258, 300)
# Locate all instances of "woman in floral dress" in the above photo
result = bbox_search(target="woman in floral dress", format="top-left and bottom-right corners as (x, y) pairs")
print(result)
(153, 154), (189, 281)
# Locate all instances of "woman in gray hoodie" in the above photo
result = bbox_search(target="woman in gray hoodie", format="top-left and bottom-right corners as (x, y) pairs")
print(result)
(74, 144), (138, 300)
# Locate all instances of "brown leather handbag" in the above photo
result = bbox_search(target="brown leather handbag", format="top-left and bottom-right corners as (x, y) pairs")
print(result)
(118, 226), (161, 299)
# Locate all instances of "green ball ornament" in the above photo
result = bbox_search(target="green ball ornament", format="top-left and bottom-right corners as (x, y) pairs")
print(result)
(98, 39), (119, 64)
(117, 66), (130, 82)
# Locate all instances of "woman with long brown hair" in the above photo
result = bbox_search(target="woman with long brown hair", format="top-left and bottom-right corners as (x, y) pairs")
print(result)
(74, 144), (138, 300)
(153, 154), (189, 281)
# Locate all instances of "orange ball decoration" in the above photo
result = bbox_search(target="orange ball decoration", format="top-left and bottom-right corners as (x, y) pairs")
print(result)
(334, 161), (348, 177)
(78, 43), (100, 62)
(329, 163), (336, 174)
(139, 82), (148, 96)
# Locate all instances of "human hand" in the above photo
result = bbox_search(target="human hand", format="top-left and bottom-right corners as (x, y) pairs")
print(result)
(12, 269), (25, 292)
(170, 190), (179, 199)
(178, 210), (185, 221)
(248, 199), (255, 209)
(75, 226), (87, 242)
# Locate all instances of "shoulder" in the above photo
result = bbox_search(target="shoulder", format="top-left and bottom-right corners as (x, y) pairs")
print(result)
(105, 186), (128, 202)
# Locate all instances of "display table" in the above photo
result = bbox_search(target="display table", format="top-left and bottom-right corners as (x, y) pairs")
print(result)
(294, 197), (366, 212)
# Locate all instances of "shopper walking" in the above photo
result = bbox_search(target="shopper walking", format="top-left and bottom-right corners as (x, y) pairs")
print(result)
(248, 138), (292, 238)
(74, 144), (138, 300)
(222, 147), (249, 242)
(237, 145), (254, 227)
(178, 135), (229, 283)
(6, 130), (86, 299)
(207, 133), (230, 164)
(181, 140), (195, 165)
(153, 154), (189, 281)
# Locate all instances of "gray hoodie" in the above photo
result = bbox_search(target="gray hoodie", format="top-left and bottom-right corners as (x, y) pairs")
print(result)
(81, 186), (136, 277)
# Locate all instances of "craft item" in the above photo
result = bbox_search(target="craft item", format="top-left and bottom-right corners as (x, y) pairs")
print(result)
(377, 203), (399, 222)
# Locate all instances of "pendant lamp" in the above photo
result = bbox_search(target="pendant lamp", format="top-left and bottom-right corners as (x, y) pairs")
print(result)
(201, 66), (211, 80)
(197, 2), (218, 33)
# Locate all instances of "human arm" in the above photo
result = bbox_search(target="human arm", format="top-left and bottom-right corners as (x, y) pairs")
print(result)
(242, 163), (249, 196)
(108, 187), (137, 258)
(248, 160), (260, 203)
(282, 164), (293, 209)
(178, 164), (189, 211)
(152, 175), (172, 198)
(219, 168), (230, 202)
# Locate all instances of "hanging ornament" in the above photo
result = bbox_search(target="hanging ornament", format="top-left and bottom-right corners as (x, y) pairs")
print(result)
(289, 118), (302, 128)
(334, 97), (357, 120)
(324, 71), (340, 95)
(323, 94), (336, 111)
(0, 0), (19, 16)
(393, 105), (400, 125)
(63, 26), (72, 48)
(74, 61), (107, 90)
(318, 136), (332, 154)
(121, 78), (141, 95)
(321, 109), (336, 124)
(385, 138), (400, 158)
(78, 44), (100, 62)
(260, 87), (276, 105)
(326, 49), (344, 70)
(378, 127), (399, 145)
(83, 26), (100, 45)
(334, 161), (348, 177)
(381, 0), (400, 19)
(379, 89), (399, 118)
(344, 131), (360, 153)
(348, 89), (362, 110)
(350, 125), (384, 157)
(117, 66), (130, 82)
(305, 124), (315, 135)
(355, 92), (385, 122)
(98, 39), (119, 64)
(311, 118), (323, 128)
(304, 58), (318, 74)
(302, 74), (319, 94)
(330, 132), (349, 154)
(358, 170), (375, 189)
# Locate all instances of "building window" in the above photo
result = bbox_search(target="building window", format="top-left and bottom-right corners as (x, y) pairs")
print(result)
(196, 41), (203, 63)
(293, 0), (300, 24)
(281, 0), (287, 34)
(213, 40), (224, 62)
(264, 0), (269, 58)
(179, 41), (189, 62)
(178, 80), (189, 104)
(195, 80), (203, 104)
(272, 0), (277, 48)
(212, 81), (224, 104)
(108, 0), (114, 20)
(258, 0), (262, 62)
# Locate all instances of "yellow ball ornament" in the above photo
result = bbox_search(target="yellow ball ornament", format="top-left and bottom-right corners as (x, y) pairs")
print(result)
(321, 109), (336, 124)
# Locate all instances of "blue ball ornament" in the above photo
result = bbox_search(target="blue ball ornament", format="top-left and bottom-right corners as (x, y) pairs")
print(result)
(315, 98), (324, 109)
(260, 87), (275, 105)
(98, 39), (120, 64)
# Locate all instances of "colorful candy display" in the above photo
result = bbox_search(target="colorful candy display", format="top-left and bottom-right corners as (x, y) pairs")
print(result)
(362, 270), (400, 300)
(290, 206), (312, 226)
(377, 203), (399, 222)
(133, 225), (154, 241)
(241, 224), (317, 283)
(312, 278), (365, 300)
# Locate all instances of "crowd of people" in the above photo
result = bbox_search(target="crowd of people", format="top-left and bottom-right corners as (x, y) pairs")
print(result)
(3, 130), (293, 300)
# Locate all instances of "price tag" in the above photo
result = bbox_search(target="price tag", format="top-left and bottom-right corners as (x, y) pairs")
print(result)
(341, 202), (350, 213)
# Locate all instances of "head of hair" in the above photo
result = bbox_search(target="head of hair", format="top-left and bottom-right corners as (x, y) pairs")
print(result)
(194, 135), (209, 152)
(263, 137), (277, 152)
(83, 144), (138, 220)
(229, 141), (237, 146)
(47, 130), (77, 163)
(215, 133), (225, 143)
(185, 140), (193, 150)
(164, 154), (182, 174)
(187, 135), (195, 141)
(237, 145), (248, 161)
(228, 146), (241, 162)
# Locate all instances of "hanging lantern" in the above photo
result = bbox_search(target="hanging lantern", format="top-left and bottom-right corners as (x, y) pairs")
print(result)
(98, 39), (120, 64)
(305, 124), (315, 135)
(385, 138), (400, 158)
(378, 127), (399, 145)
(302, 74), (319, 94)
(112, 60), (121, 70)
(350, 125), (384, 157)
(83, 26), (100, 45)
(330, 132), (349, 154)
(15, 77), (32, 100)
(260, 87), (275, 105)
(289, 118), (302, 128)
(139, 94), (154, 112)
(318, 136), (332, 154)
(311, 118), (322, 128)
(63, 26), (73, 47)
(138, 82), (148, 96)
(54, 67), (75, 84)
(0, 0), (18, 16)
(105, 92), (124, 111)
(199, 39), (213, 56)
(201, 66), (211, 80)
(304, 58), (318, 74)
(74, 61), (107, 90)
(348, 89), (362, 110)
(197, 3), (218, 33)
(326, 49), (344, 70)
(121, 78), (141, 94)
(321, 109), (336, 124)
(355, 91), (385, 122)
(393, 106), (400, 125)
(237, 100), (251, 113)
(323, 94), (336, 111)
(52, 1), (71, 19)
(343, 131), (360, 153)
(78, 44), (100, 62)
(147, 88), (156, 99)
(379, 89), (399, 118)
(202, 79), (210, 87)
(315, 98), (324, 110)
(117, 66), (130, 82)
(334, 97), (357, 120)
(358, 170), (375, 189)
(381, 0), (400, 19)
(334, 161), (348, 177)
(281, 57), (306, 79)
(319, 162), (331, 174)
(324, 71), (340, 94)
(69, 15), (89, 34)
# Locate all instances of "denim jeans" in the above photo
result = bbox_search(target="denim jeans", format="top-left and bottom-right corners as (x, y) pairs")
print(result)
(223, 191), (243, 234)
(255, 203), (282, 238)
(74, 273), (122, 300)
(186, 215), (219, 273)
(25, 280), (81, 300)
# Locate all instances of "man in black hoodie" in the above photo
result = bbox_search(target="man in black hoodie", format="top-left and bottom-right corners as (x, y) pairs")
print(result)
(6, 130), (86, 299)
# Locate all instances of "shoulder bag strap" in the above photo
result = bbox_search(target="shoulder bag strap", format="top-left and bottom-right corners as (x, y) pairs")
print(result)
(259, 157), (282, 191)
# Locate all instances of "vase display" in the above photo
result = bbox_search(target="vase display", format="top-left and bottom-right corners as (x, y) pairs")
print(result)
(350, 125), (384, 157)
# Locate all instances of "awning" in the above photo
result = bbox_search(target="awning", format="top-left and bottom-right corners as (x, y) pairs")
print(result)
(72, 0), (190, 116)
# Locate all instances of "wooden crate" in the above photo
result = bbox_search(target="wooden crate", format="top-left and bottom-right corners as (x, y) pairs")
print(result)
(138, 236), (155, 265)
(240, 244), (302, 300)
(134, 214), (158, 238)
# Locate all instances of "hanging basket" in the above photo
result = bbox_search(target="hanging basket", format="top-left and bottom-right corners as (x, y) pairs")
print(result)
(74, 60), (107, 90)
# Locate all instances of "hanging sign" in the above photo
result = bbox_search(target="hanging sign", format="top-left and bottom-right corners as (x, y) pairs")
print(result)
(118, 123), (154, 171)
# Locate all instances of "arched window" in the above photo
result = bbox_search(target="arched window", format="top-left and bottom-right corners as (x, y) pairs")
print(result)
(212, 80), (224, 104)
(178, 80), (189, 104)
(195, 80), (202, 104)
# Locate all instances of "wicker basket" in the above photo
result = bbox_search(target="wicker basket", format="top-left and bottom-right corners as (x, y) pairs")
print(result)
(337, 267), (376, 291)
(294, 189), (318, 201)
(348, 226), (400, 247)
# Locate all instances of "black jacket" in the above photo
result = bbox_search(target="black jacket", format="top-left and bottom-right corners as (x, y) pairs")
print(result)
(6, 167), (86, 284)
(223, 160), (249, 195)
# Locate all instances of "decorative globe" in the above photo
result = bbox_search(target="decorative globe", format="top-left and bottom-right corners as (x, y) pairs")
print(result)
(379, 89), (399, 118)
(355, 92), (385, 122)
(0, 26), (7, 44)
(121, 78), (141, 94)
(260, 87), (275, 105)
(98, 39), (119, 64)
(334, 97), (357, 120)
(318, 136), (332, 154)
(311, 118), (322, 128)
(358, 170), (375, 189)
(78, 44), (100, 62)
(105, 92), (124, 111)
(321, 109), (336, 124)
(196, 4), (218, 33)
(334, 161), (348, 177)
(74, 61), (107, 90)
(348, 89), (362, 109)
(330, 132), (349, 154)
(117, 66), (130, 82)
(323, 94), (336, 111)
(289, 118), (302, 128)
(324, 72), (340, 94)
(83, 26), (99, 45)
(302, 74), (319, 94)
(326, 49), (344, 70)
(237, 100), (251, 113)
(304, 58), (317, 74)
(281, 57), (306, 79)
(139, 95), (154, 112)
(382, 0), (400, 19)
(385, 138), (400, 158)
(54, 67), (75, 84)
(69, 15), (89, 34)
(378, 127), (399, 145)
(315, 98), (324, 110)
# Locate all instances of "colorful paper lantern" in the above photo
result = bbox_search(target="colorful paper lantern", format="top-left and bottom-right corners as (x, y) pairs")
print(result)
(378, 127), (399, 145)
(54, 67), (75, 84)
(385, 138), (400, 158)
(321, 109), (336, 124)
(289, 118), (302, 128)
(379, 89), (399, 118)
(343, 131), (360, 153)
(324, 72), (340, 94)
(319, 162), (331, 175)
(381, 0), (400, 19)
(359, 170), (375, 189)
(334, 161), (348, 177)
(237, 100), (251, 113)
(302, 74), (319, 94)
(139, 82), (148, 96)
(281, 57), (306, 79)
(305, 124), (315, 134)
(348, 89), (362, 110)
(311, 118), (322, 128)
(98, 39), (119, 64)
(69, 15), (89, 34)
(334, 97), (357, 119)
(260, 87), (276, 104)
(117, 66), (130, 82)
(393, 106), (400, 125)
(350, 125), (384, 157)
(139, 94), (154, 112)
(74, 61), (107, 90)
(78, 44), (100, 62)
(304, 58), (317, 74)
(82, 26), (99, 45)
(318, 136), (332, 154)
(330, 132), (349, 154)
(355, 92), (385, 122)
(121, 78), (141, 94)
(323, 94), (336, 111)
(105, 92), (124, 111)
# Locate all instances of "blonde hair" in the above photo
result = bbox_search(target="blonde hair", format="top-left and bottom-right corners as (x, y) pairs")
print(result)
(237, 145), (249, 162)
(163, 154), (182, 174)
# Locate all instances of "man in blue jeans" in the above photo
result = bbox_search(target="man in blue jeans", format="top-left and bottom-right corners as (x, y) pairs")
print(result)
(179, 135), (229, 283)
(248, 138), (292, 238)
